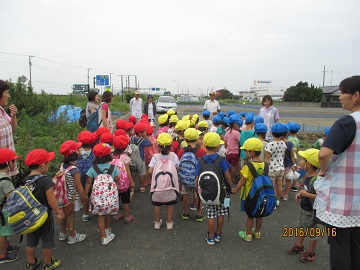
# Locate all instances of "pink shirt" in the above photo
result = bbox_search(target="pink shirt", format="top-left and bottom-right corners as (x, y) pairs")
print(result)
(224, 129), (240, 155)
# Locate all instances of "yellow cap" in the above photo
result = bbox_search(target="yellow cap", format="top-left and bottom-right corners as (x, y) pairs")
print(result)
(298, 149), (320, 168)
(240, 138), (263, 151)
(169, 115), (179, 123)
(175, 120), (189, 131)
(198, 121), (209, 128)
(182, 115), (190, 121)
(204, 132), (224, 147)
(157, 133), (172, 146)
(167, 109), (175, 116)
(158, 114), (169, 125)
(184, 128), (199, 140)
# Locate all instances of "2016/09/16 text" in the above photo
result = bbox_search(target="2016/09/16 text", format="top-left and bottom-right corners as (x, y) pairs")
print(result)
(282, 227), (337, 237)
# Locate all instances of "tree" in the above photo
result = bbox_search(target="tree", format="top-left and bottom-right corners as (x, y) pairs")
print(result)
(283, 81), (322, 102)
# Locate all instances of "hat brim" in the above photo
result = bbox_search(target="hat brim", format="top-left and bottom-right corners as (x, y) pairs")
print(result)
(46, 152), (56, 163)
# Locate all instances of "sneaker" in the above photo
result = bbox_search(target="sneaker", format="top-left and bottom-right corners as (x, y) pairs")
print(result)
(24, 257), (42, 269)
(205, 233), (215, 246)
(276, 200), (280, 207)
(287, 243), (305, 254)
(6, 245), (20, 253)
(282, 194), (288, 201)
(166, 221), (174, 230)
(300, 251), (316, 263)
(82, 214), (89, 222)
(43, 257), (61, 270)
(58, 232), (69, 241)
(101, 233), (115, 246)
(190, 204), (197, 211)
(238, 231), (252, 242)
(214, 233), (221, 243)
(154, 219), (163, 230)
(196, 213), (206, 222)
(105, 228), (112, 235)
(67, 232), (86, 244)
(251, 228), (261, 239)
(0, 253), (20, 264)
(181, 212), (190, 220)
(124, 215), (135, 224)
(291, 186), (298, 192)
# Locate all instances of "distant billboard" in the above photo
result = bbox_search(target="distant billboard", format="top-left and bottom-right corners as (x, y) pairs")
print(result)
(254, 80), (272, 84)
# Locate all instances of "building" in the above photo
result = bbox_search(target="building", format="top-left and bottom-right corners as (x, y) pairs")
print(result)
(320, 85), (341, 108)
(238, 80), (286, 100)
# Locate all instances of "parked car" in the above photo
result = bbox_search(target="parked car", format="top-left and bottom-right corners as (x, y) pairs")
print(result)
(156, 95), (177, 114)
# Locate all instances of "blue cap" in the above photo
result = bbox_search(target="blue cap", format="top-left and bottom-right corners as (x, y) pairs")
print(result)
(147, 94), (153, 98)
(212, 115), (221, 124)
(202, 110), (210, 117)
(222, 117), (230, 127)
(238, 118), (243, 127)
(282, 123), (290, 133)
(245, 113), (254, 123)
(324, 126), (331, 136)
(228, 110), (236, 117)
(254, 123), (267, 133)
(217, 112), (226, 120)
(240, 112), (246, 117)
(254, 116), (264, 124)
(229, 114), (241, 124)
(287, 122), (301, 132)
(271, 122), (285, 133)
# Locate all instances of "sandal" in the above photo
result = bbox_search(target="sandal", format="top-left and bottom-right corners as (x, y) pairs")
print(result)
(113, 213), (124, 222)
(124, 215), (134, 224)
(43, 257), (62, 270)
(25, 257), (42, 270)
(238, 231), (252, 242)
(139, 187), (145, 193)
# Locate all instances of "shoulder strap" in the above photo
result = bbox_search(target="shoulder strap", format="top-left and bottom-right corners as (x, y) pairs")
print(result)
(245, 162), (258, 178)
(213, 155), (223, 166)
(92, 164), (102, 175)
(63, 164), (76, 175)
(26, 174), (45, 186)
(198, 156), (206, 167)
(0, 177), (12, 182)
(136, 137), (145, 146)
(107, 164), (115, 176)
(309, 175), (317, 186)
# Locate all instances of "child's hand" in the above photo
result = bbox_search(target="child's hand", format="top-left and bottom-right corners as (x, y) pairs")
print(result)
(295, 192), (301, 202)
(55, 212), (64, 221)
(130, 181), (135, 188)
(54, 170), (64, 178)
(231, 188), (236, 194)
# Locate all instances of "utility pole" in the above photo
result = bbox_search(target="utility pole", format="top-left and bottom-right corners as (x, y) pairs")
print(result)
(322, 65), (326, 87)
(29, 55), (34, 89)
(87, 68), (91, 87)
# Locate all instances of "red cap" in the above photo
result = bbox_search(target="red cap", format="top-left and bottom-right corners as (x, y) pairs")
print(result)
(25, 149), (55, 166)
(93, 143), (112, 157)
(134, 123), (146, 132)
(113, 135), (130, 149)
(96, 127), (110, 138)
(0, 148), (21, 163)
(77, 131), (97, 144)
(146, 125), (154, 135)
(128, 115), (137, 124)
(100, 132), (114, 144)
(60, 140), (82, 156)
(124, 122), (134, 131)
(139, 118), (149, 125)
(115, 120), (127, 130)
(114, 129), (126, 137)
(141, 113), (149, 120)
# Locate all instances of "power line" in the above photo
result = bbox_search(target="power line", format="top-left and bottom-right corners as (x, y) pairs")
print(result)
(34, 64), (87, 77)
(0, 51), (29, 57)
(35, 56), (88, 70)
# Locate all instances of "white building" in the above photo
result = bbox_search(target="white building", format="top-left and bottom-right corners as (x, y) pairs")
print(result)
(239, 80), (286, 100)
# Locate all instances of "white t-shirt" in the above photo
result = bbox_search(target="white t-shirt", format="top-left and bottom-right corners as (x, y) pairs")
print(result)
(265, 140), (287, 172)
(130, 97), (142, 119)
(204, 100), (220, 114)
(148, 103), (154, 120)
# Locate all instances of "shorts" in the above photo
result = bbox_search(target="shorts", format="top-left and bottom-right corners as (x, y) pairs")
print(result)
(206, 204), (228, 219)
(298, 208), (318, 240)
(0, 210), (14, 237)
(138, 160), (146, 176)
(284, 167), (292, 181)
(269, 170), (285, 183)
(119, 189), (131, 204)
(26, 213), (55, 249)
(181, 185), (196, 196)
(226, 153), (240, 166)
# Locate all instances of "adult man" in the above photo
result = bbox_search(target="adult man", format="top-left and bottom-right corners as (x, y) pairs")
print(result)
(130, 90), (142, 120)
(203, 91), (221, 116)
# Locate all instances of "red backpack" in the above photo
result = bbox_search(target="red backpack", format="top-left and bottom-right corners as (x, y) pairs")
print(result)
(52, 164), (76, 207)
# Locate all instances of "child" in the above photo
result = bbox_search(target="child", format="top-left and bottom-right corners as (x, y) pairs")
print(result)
(168, 115), (178, 139)
(0, 148), (20, 264)
(254, 123), (268, 161)
(239, 113), (256, 168)
(85, 143), (120, 245)
(149, 133), (180, 230)
(287, 122), (301, 192)
(313, 126), (331, 150)
(209, 115), (221, 133)
(178, 128), (206, 221)
(202, 109), (212, 128)
(111, 136), (135, 223)
(197, 121), (209, 133)
(216, 119), (226, 140)
(232, 138), (266, 241)
(195, 132), (233, 245)
(131, 123), (152, 192)
(224, 114), (241, 182)
(265, 123), (287, 208)
(24, 149), (63, 269)
(99, 132), (114, 146)
(155, 114), (169, 138)
(77, 131), (97, 222)
(287, 148), (320, 263)
(173, 120), (189, 154)
(144, 125), (158, 187)
(58, 140), (87, 244)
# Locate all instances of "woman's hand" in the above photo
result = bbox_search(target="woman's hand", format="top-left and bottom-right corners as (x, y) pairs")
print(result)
(8, 104), (17, 117)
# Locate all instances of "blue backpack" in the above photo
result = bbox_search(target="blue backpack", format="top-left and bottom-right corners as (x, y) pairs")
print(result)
(86, 103), (104, 132)
(77, 151), (94, 187)
(244, 162), (276, 218)
(178, 146), (199, 187)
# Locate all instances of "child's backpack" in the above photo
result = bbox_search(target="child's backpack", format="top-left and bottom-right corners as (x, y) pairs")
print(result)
(0, 176), (12, 226)
(129, 136), (144, 171)
(6, 175), (49, 235)
(198, 156), (227, 205)
(86, 103), (104, 132)
(178, 146), (200, 187)
(77, 151), (94, 187)
(110, 155), (130, 193)
(52, 164), (76, 208)
(90, 164), (119, 216)
(244, 162), (276, 218)
(79, 109), (87, 128)
(150, 152), (179, 204)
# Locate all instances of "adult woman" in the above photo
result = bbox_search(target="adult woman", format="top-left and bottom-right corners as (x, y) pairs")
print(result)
(258, 95), (279, 141)
(0, 80), (18, 176)
(85, 92), (100, 119)
(99, 91), (114, 132)
(143, 94), (156, 123)
(317, 76), (360, 270)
